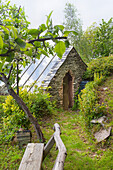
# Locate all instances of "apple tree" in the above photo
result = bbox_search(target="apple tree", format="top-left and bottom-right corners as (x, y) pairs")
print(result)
(0, 1), (73, 142)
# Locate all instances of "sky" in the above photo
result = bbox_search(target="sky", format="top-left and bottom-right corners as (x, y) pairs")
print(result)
(8, 0), (113, 31)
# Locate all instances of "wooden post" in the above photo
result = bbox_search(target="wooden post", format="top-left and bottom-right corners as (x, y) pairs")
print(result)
(52, 123), (67, 170)
(43, 136), (55, 160)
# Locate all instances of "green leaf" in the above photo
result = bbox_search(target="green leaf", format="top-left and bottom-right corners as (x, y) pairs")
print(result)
(3, 19), (12, 23)
(25, 43), (34, 49)
(72, 31), (78, 36)
(24, 49), (32, 56)
(57, 25), (64, 31)
(0, 35), (3, 49)
(13, 62), (16, 68)
(49, 47), (53, 55)
(23, 60), (26, 68)
(6, 52), (14, 62)
(46, 11), (53, 27)
(54, 41), (66, 58)
(54, 25), (64, 31)
(0, 25), (9, 35)
(45, 32), (53, 37)
(38, 48), (49, 57)
(65, 40), (70, 48)
(11, 26), (18, 39)
(34, 41), (41, 48)
(28, 29), (40, 36)
(15, 38), (26, 48)
(64, 30), (78, 36)
(39, 24), (47, 32)
(0, 61), (4, 71)
(4, 34), (9, 40)
(6, 26), (12, 30)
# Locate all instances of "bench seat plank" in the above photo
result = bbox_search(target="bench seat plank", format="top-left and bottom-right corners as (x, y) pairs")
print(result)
(19, 143), (44, 170)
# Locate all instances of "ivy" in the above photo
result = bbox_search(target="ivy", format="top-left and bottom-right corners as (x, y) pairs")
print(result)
(0, 35), (3, 49)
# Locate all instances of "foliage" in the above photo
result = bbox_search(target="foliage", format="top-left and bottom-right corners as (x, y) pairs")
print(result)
(63, 3), (82, 54)
(80, 23), (99, 62)
(0, 95), (6, 123)
(30, 86), (55, 119)
(100, 76), (113, 119)
(83, 55), (113, 80)
(1, 86), (55, 143)
(72, 88), (79, 111)
(3, 89), (30, 127)
(92, 18), (113, 58)
(78, 73), (106, 127)
(63, 5), (113, 62)
(82, 18), (113, 61)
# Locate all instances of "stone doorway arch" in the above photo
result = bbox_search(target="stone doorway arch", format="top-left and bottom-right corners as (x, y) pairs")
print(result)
(63, 71), (73, 110)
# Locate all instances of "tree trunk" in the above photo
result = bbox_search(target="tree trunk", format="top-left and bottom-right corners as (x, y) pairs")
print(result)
(0, 73), (45, 143)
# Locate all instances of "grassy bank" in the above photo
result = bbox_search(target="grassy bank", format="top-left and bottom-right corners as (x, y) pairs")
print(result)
(41, 110), (113, 170)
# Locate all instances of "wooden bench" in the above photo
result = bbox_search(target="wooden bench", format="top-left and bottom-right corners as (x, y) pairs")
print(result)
(19, 143), (44, 170)
(19, 123), (67, 170)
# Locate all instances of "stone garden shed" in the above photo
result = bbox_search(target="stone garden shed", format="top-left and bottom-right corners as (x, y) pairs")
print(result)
(42, 47), (87, 110)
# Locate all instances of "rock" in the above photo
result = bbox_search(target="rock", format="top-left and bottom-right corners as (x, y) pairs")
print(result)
(91, 116), (107, 127)
(103, 87), (108, 91)
(94, 127), (111, 142)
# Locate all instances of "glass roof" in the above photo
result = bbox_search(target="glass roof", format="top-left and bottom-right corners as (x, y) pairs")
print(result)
(0, 47), (73, 92)
(18, 54), (59, 90)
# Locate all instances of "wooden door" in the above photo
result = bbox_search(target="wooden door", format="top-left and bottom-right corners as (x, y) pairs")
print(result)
(63, 72), (72, 110)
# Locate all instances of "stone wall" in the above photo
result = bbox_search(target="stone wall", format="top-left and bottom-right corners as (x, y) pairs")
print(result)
(48, 48), (87, 108)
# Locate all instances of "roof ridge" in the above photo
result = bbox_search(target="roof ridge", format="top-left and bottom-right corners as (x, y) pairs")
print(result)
(42, 47), (73, 88)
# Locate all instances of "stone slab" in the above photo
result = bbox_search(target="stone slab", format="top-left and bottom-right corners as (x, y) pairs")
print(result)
(94, 127), (111, 142)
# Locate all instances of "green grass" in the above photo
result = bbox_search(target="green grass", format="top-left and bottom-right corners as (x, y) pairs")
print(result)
(0, 145), (25, 170)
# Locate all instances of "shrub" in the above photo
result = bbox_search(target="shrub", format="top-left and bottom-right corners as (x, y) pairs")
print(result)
(30, 86), (55, 118)
(1, 86), (55, 143)
(72, 88), (79, 111)
(78, 74), (106, 127)
(2, 89), (31, 128)
(83, 55), (113, 80)
(0, 95), (6, 123)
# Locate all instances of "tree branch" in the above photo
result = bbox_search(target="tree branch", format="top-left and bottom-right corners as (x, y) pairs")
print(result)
(0, 49), (15, 57)
(0, 37), (67, 57)
(7, 64), (13, 80)
(0, 72), (45, 142)
(28, 36), (67, 43)
(18, 6), (21, 13)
